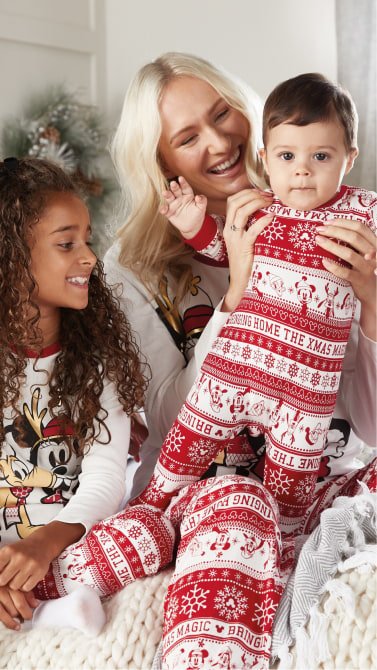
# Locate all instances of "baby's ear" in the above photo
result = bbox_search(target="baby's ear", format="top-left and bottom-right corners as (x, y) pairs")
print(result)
(345, 147), (359, 175)
(258, 148), (269, 175)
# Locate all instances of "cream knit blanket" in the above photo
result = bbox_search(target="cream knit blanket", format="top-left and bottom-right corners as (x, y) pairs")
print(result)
(0, 487), (376, 670)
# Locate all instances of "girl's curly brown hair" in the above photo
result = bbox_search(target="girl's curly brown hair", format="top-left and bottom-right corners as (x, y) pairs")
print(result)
(0, 157), (149, 455)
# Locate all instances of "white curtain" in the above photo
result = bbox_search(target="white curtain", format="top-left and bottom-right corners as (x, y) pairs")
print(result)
(336, 0), (376, 190)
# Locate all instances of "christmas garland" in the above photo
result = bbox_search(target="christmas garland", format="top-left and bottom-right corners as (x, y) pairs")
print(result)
(0, 85), (117, 255)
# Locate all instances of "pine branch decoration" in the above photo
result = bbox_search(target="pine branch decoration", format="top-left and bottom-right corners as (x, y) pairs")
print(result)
(1, 84), (118, 256)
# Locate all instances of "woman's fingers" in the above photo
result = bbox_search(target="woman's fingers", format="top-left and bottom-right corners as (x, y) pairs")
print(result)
(316, 218), (377, 287)
(226, 189), (273, 230)
(315, 222), (376, 316)
(316, 234), (366, 271)
(364, 251), (377, 275)
(316, 218), (377, 255)
(245, 213), (274, 241)
(227, 187), (272, 207)
(225, 202), (272, 238)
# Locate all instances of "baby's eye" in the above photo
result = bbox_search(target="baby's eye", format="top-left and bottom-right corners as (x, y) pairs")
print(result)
(280, 152), (294, 161)
(314, 152), (328, 161)
(58, 242), (74, 250)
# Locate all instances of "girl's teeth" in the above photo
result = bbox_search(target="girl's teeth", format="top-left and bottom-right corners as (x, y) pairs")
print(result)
(211, 148), (240, 173)
(68, 277), (88, 285)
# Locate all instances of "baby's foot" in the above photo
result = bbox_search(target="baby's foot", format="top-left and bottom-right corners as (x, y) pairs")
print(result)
(160, 176), (207, 239)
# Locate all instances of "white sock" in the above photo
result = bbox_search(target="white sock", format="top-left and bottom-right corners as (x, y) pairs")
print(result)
(32, 585), (106, 636)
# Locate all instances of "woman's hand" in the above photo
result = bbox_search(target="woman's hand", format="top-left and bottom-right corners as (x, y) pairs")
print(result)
(0, 585), (40, 630)
(222, 189), (273, 312)
(316, 219), (377, 340)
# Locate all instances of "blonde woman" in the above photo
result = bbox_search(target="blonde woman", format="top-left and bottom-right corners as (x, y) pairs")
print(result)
(104, 52), (273, 494)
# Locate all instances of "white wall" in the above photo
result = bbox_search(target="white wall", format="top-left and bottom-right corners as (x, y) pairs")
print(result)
(104, 0), (337, 128)
(0, 0), (106, 126)
(0, 0), (338, 145)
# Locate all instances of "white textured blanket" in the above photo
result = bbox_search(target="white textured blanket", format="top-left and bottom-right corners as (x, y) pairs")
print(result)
(271, 484), (377, 669)
(0, 489), (375, 669)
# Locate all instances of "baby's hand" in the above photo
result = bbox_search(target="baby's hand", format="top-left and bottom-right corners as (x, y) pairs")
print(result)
(160, 176), (207, 239)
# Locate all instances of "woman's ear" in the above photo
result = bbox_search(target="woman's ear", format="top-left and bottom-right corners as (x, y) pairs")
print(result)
(344, 147), (359, 175)
(158, 151), (174, 179)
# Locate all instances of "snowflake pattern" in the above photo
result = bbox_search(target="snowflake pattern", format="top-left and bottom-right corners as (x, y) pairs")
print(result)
(267, 467), (294, 496)
(260, 218), (286, 243)
(242, 345), (252, 360)
(330, 374), (338, 389)
(252, 596), (278, 627)
(231, 343), (241, 357)
(144, 476), (166, 502)
(287, 362), (299, 379)
(137, 538), (152, 553)
(264, 353), (275, 369)
(288, 222), (316, 252)
(311, 371), (321, 387)
(128, 525), (142, 540)
(299, 367), (310, 382)
(181, 584), (210, 618)
(214, 585), (248, 621)
(188, 438), (215, 465)
(322, 374), (330, 388)
(212, 338), (221, 351)
(144, 552), (157, 568)
(294, 474), (316, 502)
(276, 359), (287, 373)
(164, 595), (180, 627)
(164, 425), (185, 453)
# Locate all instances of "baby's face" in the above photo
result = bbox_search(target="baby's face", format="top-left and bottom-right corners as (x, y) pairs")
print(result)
(260, 119), (357, 210)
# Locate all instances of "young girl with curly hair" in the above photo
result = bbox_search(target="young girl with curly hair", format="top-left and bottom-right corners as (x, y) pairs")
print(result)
(0, 157), (148, 633)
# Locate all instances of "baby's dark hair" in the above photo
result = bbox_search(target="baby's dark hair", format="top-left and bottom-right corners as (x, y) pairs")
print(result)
(262, 73), (358, 151)
(0, 157), (148, 454)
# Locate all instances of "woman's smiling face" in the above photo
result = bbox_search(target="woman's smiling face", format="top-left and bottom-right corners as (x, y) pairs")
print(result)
(158, 76), (251, 215)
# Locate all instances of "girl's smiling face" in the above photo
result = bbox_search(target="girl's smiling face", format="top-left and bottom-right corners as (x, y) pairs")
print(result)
(158, 76), (251, 216)
(29, 192), (96, 339)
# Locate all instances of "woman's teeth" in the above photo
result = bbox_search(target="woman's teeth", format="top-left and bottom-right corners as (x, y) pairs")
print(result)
(210, 148), (240, 174)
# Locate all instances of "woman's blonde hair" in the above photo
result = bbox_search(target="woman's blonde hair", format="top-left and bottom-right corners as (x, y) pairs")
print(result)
(111, 52), (266, 302)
